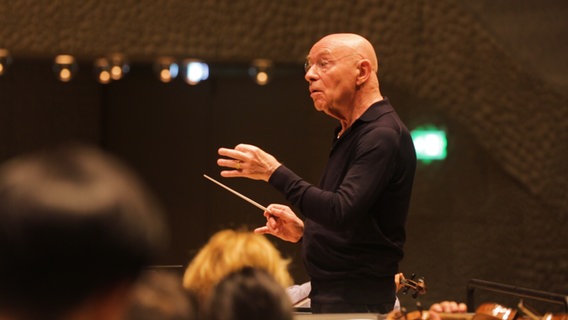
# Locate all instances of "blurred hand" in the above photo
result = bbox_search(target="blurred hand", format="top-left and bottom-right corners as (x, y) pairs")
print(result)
(429, 301), (468, 317)
(395, 273), (405, 292)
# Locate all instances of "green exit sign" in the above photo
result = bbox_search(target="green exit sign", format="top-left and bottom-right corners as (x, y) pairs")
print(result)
(411, 126), (447, 162)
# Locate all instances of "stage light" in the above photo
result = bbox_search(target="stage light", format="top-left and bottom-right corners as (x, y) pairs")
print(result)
(249, 59), (273, 85)
(182, 59), (209, 85)
(0, 49), (13, 76)
(108, 54), (129, 80)
(53, 54), (78, 82)
(94, 57), (112, 84)
(154, 57), (179, 83)
(411, 126), (447, 163)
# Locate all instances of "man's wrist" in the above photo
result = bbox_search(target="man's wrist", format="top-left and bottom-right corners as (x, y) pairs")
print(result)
(266, 163), (282, 181)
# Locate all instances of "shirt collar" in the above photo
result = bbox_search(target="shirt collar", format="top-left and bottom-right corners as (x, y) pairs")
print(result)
(357, 97), (393, 123)
(333, 97), (393, 140)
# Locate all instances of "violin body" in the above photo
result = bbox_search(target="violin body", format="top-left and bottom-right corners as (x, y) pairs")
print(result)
(387, 302), (565, 320)
(388, 276), (565, 320)
(544, 314), (567, 320)
(387, 309), (475, 320)
(472, 303), (518, 320)
(390, 308), (568, 320)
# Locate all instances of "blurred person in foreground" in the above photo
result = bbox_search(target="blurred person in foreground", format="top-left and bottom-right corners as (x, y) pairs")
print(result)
(204, 267), (293, 320)
(0, 143), (168, 320)
(126, 269), (197, 320)
(217, 33), (416, 314)
(182, 229), (293, 315)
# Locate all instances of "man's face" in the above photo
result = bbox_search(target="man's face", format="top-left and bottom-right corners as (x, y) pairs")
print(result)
(304, 41), (359, 119)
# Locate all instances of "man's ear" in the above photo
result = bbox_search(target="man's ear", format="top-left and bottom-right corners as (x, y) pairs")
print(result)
(356, 60), (373, 86)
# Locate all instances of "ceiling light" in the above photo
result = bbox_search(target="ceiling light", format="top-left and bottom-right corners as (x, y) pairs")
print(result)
(154, 57), (179, 83)
(0, 49), (13, 76)
(249, 59), (273, 86)
(182, 59), (209, 85)
(53, 54), (78, 82)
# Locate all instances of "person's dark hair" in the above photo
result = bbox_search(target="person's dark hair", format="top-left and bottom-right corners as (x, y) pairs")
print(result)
(0, 143), (169, 318)
(205, 267), (293, 320)
(126, 269), (197, 320)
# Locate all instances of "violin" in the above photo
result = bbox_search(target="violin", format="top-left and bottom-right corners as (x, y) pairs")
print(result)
(388, 302), (513, 320)
(517, 300), (567, 320)
(541, 314), (568, 320)
(387, 303), (474, 320)
(396, 272), (427, 298)
(471, 303), (517, 320)
(388, 301), (567, 320)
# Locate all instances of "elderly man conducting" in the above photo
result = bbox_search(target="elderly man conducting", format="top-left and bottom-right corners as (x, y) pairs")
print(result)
(217, 33), (416, 314)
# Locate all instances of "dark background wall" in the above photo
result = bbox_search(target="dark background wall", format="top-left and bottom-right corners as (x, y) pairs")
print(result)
(1, 0), (566, 312)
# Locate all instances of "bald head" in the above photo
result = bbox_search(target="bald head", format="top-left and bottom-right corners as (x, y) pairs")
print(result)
(315, 33), (379, 72)
(304, 33), (383, 123)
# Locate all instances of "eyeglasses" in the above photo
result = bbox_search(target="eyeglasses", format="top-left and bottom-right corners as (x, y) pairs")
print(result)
(304, 53), (362, 74)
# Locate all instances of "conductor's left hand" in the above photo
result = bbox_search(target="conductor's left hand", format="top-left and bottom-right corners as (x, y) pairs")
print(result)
(217, 144), (281, 182)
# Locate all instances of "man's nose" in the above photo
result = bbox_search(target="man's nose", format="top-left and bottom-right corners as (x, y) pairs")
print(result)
(305, 68), (318, 82)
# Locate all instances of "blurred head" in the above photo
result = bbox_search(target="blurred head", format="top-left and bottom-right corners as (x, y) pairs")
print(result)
(182, 229), (293, 305)
(126, 270), (197, 320)
(304, 33), (380, 120)
(205, 267), (293, 320)
(0, 143), (169, 319)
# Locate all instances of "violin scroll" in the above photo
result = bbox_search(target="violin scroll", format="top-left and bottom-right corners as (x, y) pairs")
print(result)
(396, 273), (427, 299)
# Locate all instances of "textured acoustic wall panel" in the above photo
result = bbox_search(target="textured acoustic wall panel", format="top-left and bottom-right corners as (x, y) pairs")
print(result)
(2, 1), (566, 209)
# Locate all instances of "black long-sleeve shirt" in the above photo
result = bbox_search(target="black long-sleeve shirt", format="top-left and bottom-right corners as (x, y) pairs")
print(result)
(269, 98), (416, 305)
